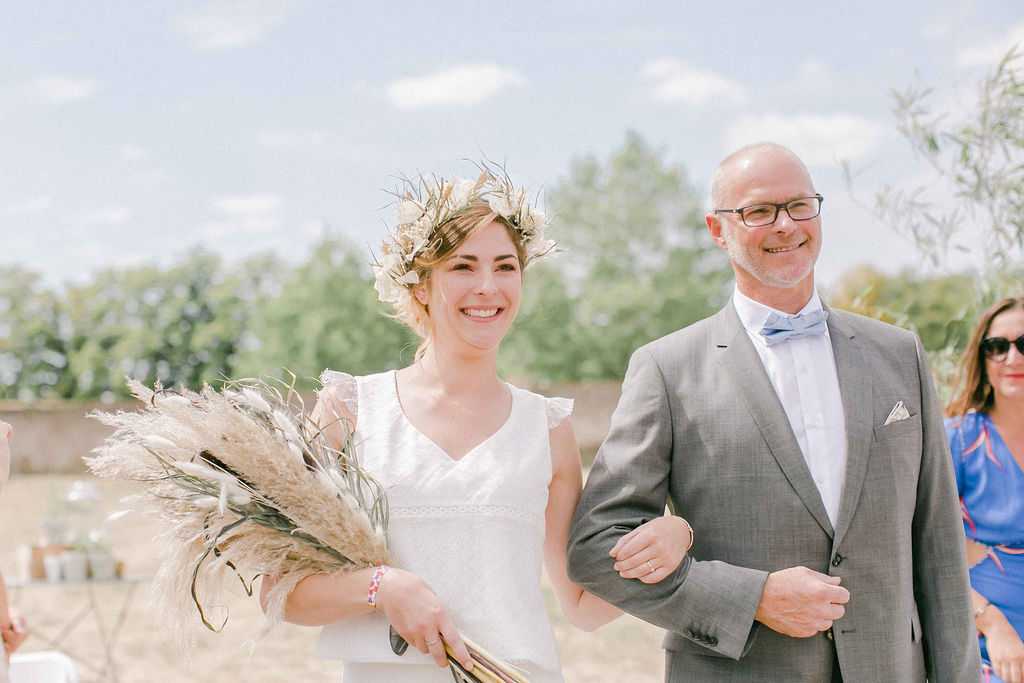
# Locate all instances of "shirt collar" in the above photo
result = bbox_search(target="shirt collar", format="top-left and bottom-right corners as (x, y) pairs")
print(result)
(732, 286), (825, 340)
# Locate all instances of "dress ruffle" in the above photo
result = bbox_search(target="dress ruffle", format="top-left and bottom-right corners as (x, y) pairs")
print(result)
(544, 396), (573, 430)
(318, 369), (359, 418)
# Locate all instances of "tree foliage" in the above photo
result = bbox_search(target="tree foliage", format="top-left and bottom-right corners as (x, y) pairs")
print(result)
(0, 268), (66, 401)
(0, 133), (727, 399)
(876, 48), (1024, 295)
(500, 132), (732, 380)
(843, 48), (1024, 397)
(233, 235), (414, 382)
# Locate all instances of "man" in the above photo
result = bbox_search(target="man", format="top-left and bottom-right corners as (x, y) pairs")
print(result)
(567, 144), (979, 681)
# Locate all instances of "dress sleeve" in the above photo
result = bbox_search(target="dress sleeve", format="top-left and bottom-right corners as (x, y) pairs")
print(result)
(318, 369), (358, 418)
(545, 396), (573, 430)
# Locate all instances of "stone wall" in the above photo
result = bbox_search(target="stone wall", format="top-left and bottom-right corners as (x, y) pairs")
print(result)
(0, 380), (623, 474)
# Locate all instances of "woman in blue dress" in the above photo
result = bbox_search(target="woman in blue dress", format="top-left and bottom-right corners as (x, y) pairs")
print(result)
(945, 297), (1024, 683)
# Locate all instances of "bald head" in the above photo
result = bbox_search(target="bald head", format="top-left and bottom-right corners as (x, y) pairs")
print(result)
(711, 143), (812, 209)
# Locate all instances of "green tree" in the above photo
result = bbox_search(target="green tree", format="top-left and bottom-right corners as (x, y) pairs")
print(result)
(235, 235), (413, 386)
(505, 132), (731, 379)
(877, 47), (1024, 297)
(62, 250), (259, 399)
(855, 46), (1024, 396)
(829, 266), (976, 351)
(0, 267), (66, 401)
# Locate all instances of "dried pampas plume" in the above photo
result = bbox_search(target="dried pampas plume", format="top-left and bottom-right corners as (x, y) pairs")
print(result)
(86, 375), (390, 651)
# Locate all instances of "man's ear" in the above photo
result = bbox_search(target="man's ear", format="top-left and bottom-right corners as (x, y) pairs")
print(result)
(706, 213), (728, 250)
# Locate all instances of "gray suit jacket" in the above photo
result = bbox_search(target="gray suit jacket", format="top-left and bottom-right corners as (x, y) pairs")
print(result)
(567, 303), (980, 682)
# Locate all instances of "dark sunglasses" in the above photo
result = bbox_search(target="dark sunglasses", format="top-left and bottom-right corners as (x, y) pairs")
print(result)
(981, 334), (1024, 360)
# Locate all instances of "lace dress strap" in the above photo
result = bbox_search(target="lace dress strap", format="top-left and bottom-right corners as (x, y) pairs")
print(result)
(318, 369), (359, 418)
(544, 396), (573, 430)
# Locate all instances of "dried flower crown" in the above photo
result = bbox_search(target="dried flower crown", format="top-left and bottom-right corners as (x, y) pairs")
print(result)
(373, 168), (555, 306)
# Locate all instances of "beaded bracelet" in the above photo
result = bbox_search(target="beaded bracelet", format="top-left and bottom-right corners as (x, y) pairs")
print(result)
(367, 564), (390, 609)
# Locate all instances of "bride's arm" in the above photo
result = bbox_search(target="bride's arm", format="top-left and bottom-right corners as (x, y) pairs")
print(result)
(543, 420), (622, 631)
(261, 568), (377, 625)
(544, 420), (694, 631)
(261, 386), (376, 625)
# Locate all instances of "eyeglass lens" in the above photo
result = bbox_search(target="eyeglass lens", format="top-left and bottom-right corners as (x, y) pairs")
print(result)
(982, 334), (1024, 359)
(741, 197), (821, 227)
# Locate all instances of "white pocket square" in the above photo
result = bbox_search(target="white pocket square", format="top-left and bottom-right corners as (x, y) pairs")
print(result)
(884, 401), (910, 425)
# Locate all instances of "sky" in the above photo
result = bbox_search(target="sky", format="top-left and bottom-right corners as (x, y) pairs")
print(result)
(3, 1), (1023, 291)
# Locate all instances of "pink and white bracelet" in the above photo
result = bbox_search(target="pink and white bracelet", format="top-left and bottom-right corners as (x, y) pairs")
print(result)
(367, 564), (390, 609)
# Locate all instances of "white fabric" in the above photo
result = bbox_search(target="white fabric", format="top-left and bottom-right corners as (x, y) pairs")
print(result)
(8, 651), (79, 683)
(315, 370), (566, 683)
(732, 288), (848, 527)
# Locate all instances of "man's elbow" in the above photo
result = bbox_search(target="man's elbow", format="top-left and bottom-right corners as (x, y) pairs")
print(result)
(565, 537), (589, 585)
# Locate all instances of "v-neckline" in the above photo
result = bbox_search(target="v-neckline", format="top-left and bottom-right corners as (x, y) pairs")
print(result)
(983, 413), (1024, 479)
(390, 370), (515, 463)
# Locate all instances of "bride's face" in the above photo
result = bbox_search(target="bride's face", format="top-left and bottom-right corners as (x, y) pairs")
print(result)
(415, 221), (522, 353)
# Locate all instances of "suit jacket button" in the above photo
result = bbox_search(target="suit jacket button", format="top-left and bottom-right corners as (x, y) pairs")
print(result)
(831, 554), (843, 566)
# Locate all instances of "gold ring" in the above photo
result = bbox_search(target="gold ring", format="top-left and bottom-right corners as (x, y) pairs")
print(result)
(646, 560), (656, 574)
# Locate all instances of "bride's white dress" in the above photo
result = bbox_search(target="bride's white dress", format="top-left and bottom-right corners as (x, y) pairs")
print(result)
(313, 370), (571, 683)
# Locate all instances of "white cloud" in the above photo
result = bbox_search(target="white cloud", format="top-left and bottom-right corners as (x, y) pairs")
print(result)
(956, 22), (1024, 68)
(640, 58), (747, 105)
(208, 193), (283, 236)
(213, 194), (283, 216)
(388, 63), (527, 109)
(299, 219), (326, 238)
(75, 206), (134, 225)
(32, 74), (101, 104)
(257, 129), (329, 152)
(3, 196), (52, 215)
(797, 60), (827, 78)
(174, 0), (306, 52)
(117, 144), (148, 163)
(724, 113), (887, 166)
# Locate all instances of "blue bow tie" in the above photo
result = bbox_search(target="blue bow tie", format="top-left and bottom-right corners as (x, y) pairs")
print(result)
(759, 309), (828, 346)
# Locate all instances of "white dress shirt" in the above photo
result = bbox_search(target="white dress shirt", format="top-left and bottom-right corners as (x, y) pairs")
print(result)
(732, 288), (848, 528)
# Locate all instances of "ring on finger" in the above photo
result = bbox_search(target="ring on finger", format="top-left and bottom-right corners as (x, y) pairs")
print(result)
(425, 637), (441, 647)
(646, 560), (656, 574)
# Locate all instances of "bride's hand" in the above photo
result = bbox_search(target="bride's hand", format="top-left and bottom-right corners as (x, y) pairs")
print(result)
(609, 515), (693, 584)
(374, 568), (473, 671)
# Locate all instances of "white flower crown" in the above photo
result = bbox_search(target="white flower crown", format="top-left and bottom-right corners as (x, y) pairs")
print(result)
(373, 168), (555, 306)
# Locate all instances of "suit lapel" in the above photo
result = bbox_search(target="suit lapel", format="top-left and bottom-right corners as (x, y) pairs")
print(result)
(713, 305), (834, 539)
(827, 309), (873, 545)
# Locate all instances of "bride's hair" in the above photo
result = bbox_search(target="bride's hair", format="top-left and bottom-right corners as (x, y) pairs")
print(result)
(393, 199), (527, 358)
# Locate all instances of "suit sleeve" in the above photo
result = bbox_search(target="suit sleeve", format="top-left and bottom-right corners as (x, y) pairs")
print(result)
(567, 346), (767, 660)
(909, 335), (981, 681)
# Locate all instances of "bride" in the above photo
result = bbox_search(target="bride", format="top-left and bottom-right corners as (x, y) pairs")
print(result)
(262, 169), (693, 682)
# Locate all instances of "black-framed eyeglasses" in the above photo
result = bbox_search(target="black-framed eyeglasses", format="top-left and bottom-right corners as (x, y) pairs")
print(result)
(981, 334), (1024, 361)
(714, 194), (824, 228)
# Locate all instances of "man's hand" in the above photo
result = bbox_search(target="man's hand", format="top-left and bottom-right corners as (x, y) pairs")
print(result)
(754, 566), (850, 638)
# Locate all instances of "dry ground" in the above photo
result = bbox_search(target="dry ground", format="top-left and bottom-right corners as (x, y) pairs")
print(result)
(1, 475), (665, 682)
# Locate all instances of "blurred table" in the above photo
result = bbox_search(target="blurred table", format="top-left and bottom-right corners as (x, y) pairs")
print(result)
(9, 576), (146, 682)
